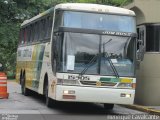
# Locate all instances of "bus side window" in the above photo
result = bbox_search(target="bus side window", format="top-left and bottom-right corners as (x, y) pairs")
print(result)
(28, 25), (31, 43)
(29, 24), (35, 42)
(32, 24), (35, 42)
(47, 15), (53, 38)
(34, 22), (39, 41)
(23, 28), (27, 44)
(26, 27), (28, 43)
(27, 26), (31, 43)
(39, 20), (42, 40)
(45, 17), (49, 39)
(39, 19), (46, 40)
(37, 21), (41, 41)
(44, 17), (48, 39)
(19, 29), (22, 45)
(44, 16), (53, 39)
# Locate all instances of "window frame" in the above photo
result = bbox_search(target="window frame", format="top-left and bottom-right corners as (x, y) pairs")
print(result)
(137, 25), (146, 52)
(18, 13), (54, 47)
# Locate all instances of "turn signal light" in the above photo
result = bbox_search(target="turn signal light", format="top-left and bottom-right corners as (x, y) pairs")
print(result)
(132, 83), (136, 89)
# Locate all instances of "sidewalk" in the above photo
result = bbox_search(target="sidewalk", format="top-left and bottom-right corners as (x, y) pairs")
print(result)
(122, 104), (160, 115)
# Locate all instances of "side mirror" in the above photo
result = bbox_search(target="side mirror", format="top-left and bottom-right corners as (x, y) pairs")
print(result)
(137, 39), (145, 61)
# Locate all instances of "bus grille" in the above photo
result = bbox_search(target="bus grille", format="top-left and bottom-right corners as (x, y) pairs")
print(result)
(80, 81), (116, 87)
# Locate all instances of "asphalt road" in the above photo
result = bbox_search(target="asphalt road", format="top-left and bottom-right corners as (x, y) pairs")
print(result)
(0, 81), (148, 120)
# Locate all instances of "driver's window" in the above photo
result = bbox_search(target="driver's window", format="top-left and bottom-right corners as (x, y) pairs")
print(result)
(137, 25), (146, 51)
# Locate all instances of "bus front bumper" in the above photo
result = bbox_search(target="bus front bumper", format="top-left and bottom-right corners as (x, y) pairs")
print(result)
(55, 85), (135, 104)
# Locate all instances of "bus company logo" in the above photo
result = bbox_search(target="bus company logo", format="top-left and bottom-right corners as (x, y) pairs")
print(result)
(102, 31), (131, 36)
(23, 49), (32, 58)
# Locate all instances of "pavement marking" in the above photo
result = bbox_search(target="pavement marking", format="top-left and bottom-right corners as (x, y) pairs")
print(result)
(122, 104), (160, 116)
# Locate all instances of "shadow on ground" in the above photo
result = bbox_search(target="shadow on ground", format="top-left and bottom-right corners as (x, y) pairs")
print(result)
(27, 91), (117, 115)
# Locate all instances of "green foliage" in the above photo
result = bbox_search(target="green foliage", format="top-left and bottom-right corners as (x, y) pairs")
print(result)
(0, 0), (20, 73)
(77, 0), (96, 3)
(0, 0), (50, 73)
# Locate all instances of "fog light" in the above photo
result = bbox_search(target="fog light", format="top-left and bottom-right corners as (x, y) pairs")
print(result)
(57, 79), (80, 85)
(63, 90), (76, 99)
(121, 93), (131, 98)
(126, 94), (131, 98)
(117, 83), (132, 88)
(63, 90), (75, 95)
(63, 90), (69, 94)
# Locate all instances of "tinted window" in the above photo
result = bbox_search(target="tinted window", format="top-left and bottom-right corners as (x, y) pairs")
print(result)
(24, 28), (27, 44)
(19, 29), (23, 44)
(146, 25), (160, 52)
(34, 22), (39, 41)
(39, 19), (45, 40)
(46, 16), (53, 38)
(62, 11), (136, 33)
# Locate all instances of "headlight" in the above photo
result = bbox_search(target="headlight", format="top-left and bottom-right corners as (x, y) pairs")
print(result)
(57, 79), (80, 85)
(117, 83), (132, 88)
(120, 93), (131, 98)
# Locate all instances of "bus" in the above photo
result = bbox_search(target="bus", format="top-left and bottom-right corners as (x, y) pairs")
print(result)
(16, 3), (137, 110)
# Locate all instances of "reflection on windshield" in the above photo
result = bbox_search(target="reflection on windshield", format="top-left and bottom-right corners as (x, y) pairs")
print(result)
(60, 33), (99, 74)
(57, 32), (135, 77)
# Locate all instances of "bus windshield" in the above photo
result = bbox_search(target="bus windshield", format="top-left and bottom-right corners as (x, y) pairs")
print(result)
(57, 32), (136, 77)
(55, 10), (136, 33)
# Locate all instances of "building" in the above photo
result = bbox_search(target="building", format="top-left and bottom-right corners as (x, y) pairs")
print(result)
(125, 0), (160, 105)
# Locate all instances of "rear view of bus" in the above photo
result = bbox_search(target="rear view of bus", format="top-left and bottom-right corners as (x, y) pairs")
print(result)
(53, 3), (136, 109)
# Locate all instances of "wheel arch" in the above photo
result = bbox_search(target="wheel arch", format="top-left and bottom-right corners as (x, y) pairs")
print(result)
(43, 73), (48, 95)
(20, 69), (25, 84)
(19, 69), (23, 84)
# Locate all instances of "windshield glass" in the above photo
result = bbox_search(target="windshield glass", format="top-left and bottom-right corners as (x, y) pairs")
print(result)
(100, 35), (135, 76)
(57, 32), (136, 77)
(55, 10), (136, 33)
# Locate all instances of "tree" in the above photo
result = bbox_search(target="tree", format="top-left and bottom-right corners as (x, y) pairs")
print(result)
(0, 0), (19, 73)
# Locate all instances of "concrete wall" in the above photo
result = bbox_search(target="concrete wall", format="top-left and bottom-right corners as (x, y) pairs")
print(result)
(135, 53), (160, 105)
(125, 0), (160, 25)
(124, 0), (160, 106)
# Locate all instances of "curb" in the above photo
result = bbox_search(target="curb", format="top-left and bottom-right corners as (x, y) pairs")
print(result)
(122, 104), (160, 116)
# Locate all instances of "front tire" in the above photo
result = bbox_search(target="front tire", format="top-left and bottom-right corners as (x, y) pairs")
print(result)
(104, 103), (114, 110)
(44, 81), (54, 107)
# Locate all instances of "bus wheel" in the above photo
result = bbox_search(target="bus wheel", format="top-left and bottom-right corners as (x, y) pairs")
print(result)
(104, 103), (114, 110)
(44, 81), (53, 107)
(21, 75), (30, 96)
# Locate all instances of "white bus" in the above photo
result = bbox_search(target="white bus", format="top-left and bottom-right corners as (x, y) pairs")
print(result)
(16, 3), (137, 110)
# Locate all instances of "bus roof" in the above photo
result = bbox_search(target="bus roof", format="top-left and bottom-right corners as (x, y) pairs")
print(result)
(21, 3), (135, 27)
(21, 7), (54, 27)
(55, 3), (135, 16)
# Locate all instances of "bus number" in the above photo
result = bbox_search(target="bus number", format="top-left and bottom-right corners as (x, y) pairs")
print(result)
(68, 75), (90, 81)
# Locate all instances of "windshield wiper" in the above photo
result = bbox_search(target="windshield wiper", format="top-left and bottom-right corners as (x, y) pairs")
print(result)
(79, 36), (132, 77)
(80, 54), (98, 76)
(103, 52), (119, 78)
(80, 39), (113, 76)
(102, 39), (119, 78)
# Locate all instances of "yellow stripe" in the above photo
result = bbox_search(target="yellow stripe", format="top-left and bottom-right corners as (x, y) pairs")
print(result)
(120, 78), (132, 83)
